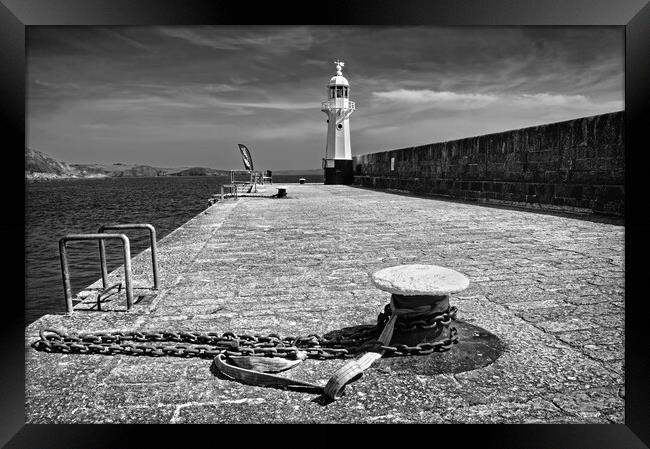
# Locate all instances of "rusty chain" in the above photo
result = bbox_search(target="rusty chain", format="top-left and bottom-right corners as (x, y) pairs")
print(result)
(33, 305), (458, 360)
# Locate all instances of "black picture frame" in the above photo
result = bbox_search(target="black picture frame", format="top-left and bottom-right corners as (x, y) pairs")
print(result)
(2, 0), (649, 447)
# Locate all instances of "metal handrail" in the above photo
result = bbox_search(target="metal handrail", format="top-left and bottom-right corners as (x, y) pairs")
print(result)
(220, 184), (238, 200)
(321, 100), (355, 111)
(59, 233), (133, 313)
(98, 223), (159, 291)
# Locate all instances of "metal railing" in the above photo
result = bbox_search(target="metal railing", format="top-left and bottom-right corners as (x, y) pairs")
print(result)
(321, 100), (355, 113)
(59, 233), (133, 313)
(98, 223), (159, 291)
(58, 223), (159, 314)
(220, 184), (238, 200)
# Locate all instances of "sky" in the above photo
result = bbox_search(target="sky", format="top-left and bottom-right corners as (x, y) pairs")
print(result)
(27, 26), (624, 170)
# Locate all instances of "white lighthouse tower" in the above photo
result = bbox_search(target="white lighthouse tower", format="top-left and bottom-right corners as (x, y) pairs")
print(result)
(321, 59), (355, 184)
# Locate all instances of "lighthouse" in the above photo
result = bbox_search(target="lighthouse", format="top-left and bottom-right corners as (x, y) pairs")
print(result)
(321, 60), (355, 184)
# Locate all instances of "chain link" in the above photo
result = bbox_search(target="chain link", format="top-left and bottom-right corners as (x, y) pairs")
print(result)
(33, 305), (458, 359)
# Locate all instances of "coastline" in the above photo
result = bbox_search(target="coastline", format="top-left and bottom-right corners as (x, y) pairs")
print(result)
(25, 173), (110, 182)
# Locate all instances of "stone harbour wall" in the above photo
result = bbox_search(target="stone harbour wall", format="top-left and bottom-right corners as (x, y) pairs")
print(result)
(353, 111), (624, 215)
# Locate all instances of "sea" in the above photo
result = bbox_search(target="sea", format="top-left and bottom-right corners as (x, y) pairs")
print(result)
(25, 174), (320, 326)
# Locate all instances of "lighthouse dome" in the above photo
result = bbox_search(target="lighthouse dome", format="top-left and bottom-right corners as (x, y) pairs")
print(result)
(328, 75), (349, 86)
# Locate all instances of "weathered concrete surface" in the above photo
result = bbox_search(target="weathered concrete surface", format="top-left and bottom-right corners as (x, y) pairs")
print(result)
(25, 184), (624, 423)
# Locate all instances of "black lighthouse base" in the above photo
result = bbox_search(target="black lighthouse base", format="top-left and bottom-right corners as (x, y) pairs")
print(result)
(324, 159), (353, 185)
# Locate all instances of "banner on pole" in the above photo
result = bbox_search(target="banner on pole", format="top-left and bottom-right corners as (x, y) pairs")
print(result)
(238, 144), (254, 171)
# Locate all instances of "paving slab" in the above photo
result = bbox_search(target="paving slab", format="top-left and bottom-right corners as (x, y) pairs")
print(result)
(25, 184), (625, 423)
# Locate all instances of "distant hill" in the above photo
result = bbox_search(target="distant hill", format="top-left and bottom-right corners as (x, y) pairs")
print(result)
(25, 147), (80, 179)
(25, 148), (175, 180)
(71, 163), (167, 177)
(112, 165), (167, 177)
(169, 167), (231, 177)
(25, 147), (322, 181)
(71, 162), (233, 178)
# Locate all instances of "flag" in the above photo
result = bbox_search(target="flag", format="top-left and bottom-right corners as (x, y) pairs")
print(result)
(238, 144), (254, 171)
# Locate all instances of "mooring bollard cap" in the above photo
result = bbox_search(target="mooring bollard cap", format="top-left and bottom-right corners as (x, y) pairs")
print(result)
(371, 264), (469, 296)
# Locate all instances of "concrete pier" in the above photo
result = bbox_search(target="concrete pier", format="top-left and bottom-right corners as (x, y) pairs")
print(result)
(25, 184), (624, 423)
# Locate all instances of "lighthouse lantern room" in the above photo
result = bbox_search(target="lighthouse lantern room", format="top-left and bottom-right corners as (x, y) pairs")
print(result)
(321, 60), (355, 184)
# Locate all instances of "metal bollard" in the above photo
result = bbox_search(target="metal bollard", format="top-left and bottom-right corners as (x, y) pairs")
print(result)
(324, 264), (470, 400)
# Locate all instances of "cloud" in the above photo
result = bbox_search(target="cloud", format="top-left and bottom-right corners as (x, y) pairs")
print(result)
(216, 100), (320, 110)
(157, 28), (241, 50)
(247, 121), (322, 140)
(102, 94), (320, 113)
(355, 89), (623, 151)
(109, 31), (151, 51)
(204, 84), (239, 93)
(371, 88), (622, 113)
(508, 93), (623, 114)
(372, 89), (498, 108)
(93, 96), (198, 112)
(26, 26), (624, 169)
(33, 79), (81, 90)
(157, 27), (316, 53)
(515, 93), (606, 107)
